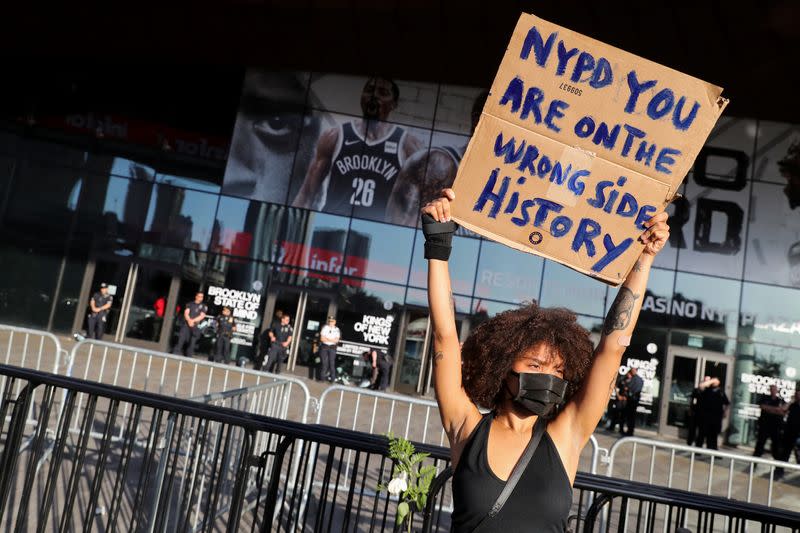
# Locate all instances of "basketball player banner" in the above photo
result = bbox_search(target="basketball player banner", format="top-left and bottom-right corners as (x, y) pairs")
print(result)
(451, 12), (728, 285)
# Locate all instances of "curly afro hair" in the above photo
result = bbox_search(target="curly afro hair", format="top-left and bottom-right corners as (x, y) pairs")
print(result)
(461, 303), (594, 411)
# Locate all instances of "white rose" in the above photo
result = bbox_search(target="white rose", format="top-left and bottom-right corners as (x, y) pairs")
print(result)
(387, 475), (408, 496)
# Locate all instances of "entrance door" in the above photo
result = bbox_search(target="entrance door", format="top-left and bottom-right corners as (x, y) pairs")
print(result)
(264, 289), (335, 374)
(394, 310), (432, 396)
(77, 259), (131, 340)
(76, 257), (179, 351)
(290, 292), (333, 375)
(660, 346), (734, 437)
(121, 265), (178, 348)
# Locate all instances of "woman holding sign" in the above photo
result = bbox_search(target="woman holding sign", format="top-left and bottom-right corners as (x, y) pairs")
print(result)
(423, 188), (669, 532)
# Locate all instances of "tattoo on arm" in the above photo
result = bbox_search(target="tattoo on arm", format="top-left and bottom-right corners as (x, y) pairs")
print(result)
(632, 260), (643, 273)
(434, 351), (444, 366)
(603, 287), (640, 335)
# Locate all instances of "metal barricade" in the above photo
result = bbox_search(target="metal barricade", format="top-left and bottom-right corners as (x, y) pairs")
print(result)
(0, 324), (67, 436)
(316, 385), (447, 446)
(312, 385), (602, 518)
(605, 436), (800, 512)
(0, 364), (451, 532)
(5, 364), (799, 533)
(315, 385), (602, 471)
(0, 324), (66, 374)
(67, 339), (311, 423)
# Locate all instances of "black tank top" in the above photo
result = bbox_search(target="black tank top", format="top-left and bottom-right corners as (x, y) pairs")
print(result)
(451, 413), (572, 532)
(324, 121), (405, 221)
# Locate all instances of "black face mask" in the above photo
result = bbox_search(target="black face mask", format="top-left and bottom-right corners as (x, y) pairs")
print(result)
(508, 371), (568, 418)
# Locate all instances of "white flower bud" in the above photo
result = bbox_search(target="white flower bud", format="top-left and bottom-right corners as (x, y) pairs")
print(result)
(387, 476), (408, 496)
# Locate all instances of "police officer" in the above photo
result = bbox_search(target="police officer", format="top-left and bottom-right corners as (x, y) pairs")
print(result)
(263, 313), (293, 374)
(173, 291), (208, 357)
(371, 348), (393, 391)
(319, 316), (340, 382)
(212, 306), (236, 363)
(86, 283), (113, 340)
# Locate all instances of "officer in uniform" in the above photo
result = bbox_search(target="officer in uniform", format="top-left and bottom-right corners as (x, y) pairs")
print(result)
(87, 283), (113, 340)
(263, 313), (293, 374)
(319, 316), (341, 382)
(212, 306), (236, 363)
(375, 348), (393, 391)
(173, 291), (208, 357)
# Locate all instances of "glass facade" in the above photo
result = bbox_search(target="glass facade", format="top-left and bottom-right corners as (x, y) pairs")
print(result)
(0, 71), (799, 446)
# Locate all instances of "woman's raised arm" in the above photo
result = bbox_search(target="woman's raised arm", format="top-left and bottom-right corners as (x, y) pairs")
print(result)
(559, 212), (670, 448)
(424, 189), (481, 446)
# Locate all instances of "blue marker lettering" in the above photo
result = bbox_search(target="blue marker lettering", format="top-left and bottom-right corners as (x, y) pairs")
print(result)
(504, 176), (527, 214)
(520, 26), (557, 67)
(672, 96), (700, 131)
(494, 132), (525, 164)
(621, 124), (646, 157)
(533, 199), (563, 228)
(655, 148), (681, 174)
(587, 180), (614, 208)
(647, 88), (674, 120)
(591, 235), (633, 272)
(521, 87), (545, 123)
(575, 116), (595, 138)
(555, 41), (579, 76)
(537, 156), (553, 177)
(499, 77), (524, 113)
(635, 205), (657, 230)
(571, 51), (596, 83)
(590, 58), (613, 89)
(571, 218), (601, 257)
(512, 199), (536, 226)
(550, 216), (573, 238)
(568, 169), (589, 196)
(624, 71), (657, 113)
(473, 169), (509, 218)
(544, 99), (569, 133)
(635, 141), (657, 166)
(592, 122), (620, 150)
(518, 145), (540, 176)
(615, 193), (639, 218)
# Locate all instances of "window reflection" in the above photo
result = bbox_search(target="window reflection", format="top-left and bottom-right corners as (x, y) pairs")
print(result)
(84, 153), (156, 181)
(474, 241), (542, 304)
(405, 287), (470, 315)
(472, 299), (521, 320)
(539, 262), (605, 317)
(0, 155), (14, 211)
(676, 175), (749, 279)
(156, 173), (221, 194)
(276, 208), (350, 275)
(740, 282), (800, 348)
(731, 341), (800, 446)
(76, 174), (152, 250)
(143, 184), (218, 251)
(408, 231), (479, 295)
(3, 161), (82, 241)
(213, 196), (284, 261)
(607, 267), (675, 327)
(271, 266), (339, 289)
(744, 182), (800, 288)
(672, 272), (740, 338)
(346, 218), (414, 283)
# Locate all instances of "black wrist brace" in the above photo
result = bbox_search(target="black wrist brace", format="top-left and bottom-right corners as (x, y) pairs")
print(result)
(421, 213), (457, 261)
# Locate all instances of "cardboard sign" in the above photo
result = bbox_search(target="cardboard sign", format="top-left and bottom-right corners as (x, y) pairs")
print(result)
(451, 13), (728, 285)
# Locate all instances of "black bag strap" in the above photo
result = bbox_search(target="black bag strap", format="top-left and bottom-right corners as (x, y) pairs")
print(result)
(472, 418), (548, 533)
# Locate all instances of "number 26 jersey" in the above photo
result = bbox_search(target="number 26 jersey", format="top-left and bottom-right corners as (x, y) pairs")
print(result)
(323, 121), (406, 221)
